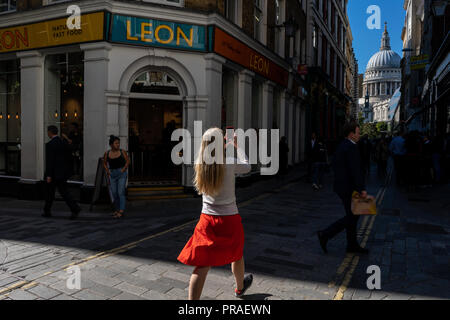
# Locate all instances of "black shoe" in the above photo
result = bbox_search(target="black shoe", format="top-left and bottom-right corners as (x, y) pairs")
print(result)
(42, 212), (52, 218)
(346, 245), (369, 254)
(317, 231), (328, 253)
(235, 274), (253, 298)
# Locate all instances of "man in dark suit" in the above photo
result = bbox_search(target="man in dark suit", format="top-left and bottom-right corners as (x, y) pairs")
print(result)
(305, 132), (317, 182)
(317, 122), (369, 254)
(43, 125), (81, 219)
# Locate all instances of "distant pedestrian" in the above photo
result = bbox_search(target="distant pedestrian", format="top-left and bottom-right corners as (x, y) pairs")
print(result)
(103, 135), (130, 219)
(375, 137), (389, 178)
(178, 128), (253, 300)
(306, 132), (317, 182)
(431, 135), (444, 183)
(389, 132), (406, 185)
(421, 134), (433, 186)
(311, 137), (328, 190)
(43, 125), (81, 220)
(317, 122), (368, 254)
(279, 136), (289, 174)
(404, 131), (422, 190)
(358, 134), (371, 179)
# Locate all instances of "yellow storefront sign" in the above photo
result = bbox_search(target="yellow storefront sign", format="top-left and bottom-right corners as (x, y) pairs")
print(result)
(0, 12), (104, 53)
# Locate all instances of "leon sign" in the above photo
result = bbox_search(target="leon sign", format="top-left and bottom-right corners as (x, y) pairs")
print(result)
(0, 12), (104, 53)
(212, 27), (288, 87)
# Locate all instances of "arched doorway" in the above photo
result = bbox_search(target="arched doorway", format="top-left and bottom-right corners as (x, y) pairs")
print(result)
(128, 70), (183, 184)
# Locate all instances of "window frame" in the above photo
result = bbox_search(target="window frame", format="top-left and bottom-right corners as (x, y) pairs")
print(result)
(142, 0), (184, 7)
(254, 0), (264, 42)
(224, 0), (238, 24)
(0, 0), (17, 14)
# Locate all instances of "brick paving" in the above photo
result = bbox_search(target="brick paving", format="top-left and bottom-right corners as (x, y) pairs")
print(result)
(0, 163), (448, 300)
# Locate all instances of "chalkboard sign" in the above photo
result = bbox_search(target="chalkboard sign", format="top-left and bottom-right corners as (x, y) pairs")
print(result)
(89, 157), (113, 211)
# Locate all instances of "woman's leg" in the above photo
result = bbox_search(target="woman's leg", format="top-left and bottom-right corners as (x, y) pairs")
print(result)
(109, 172), (120, 212)
(117, 171), (127, 213)
(231, 257), (245, 291)
(188, 266), (210, 300)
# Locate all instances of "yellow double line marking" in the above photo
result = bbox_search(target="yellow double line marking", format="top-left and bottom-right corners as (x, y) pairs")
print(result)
(331, 170), (392, 300)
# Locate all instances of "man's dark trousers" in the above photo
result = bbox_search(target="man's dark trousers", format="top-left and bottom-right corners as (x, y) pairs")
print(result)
(44, 179), (80, 214)
(322, 192), (359, 246)
(321, 138), (365, 248)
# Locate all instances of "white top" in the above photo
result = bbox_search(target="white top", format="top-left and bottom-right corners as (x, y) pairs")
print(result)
(201, 148), (251, 216)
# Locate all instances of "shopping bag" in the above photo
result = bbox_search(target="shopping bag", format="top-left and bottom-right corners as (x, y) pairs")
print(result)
(351, 191), (377, 215)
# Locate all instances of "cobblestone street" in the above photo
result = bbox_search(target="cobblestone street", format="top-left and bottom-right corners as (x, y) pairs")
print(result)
(0, 164), (448, 300)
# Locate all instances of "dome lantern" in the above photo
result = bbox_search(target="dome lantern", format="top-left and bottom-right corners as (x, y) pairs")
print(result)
(380, 22), (391, 51)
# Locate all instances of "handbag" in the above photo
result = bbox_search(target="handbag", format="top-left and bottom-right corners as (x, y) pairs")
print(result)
(351, 191), (377, 215)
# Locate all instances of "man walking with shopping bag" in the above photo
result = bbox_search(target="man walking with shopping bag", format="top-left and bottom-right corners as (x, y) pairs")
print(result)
(317, 122), (369, 254)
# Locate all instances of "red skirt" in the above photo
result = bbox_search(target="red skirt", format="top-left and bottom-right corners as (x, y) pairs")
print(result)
(177, 213), (245, 267)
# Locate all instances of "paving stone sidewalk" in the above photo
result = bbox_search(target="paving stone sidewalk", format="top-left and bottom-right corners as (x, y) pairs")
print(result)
(1, 163), (447, 300)
(341, 166), (450, 300)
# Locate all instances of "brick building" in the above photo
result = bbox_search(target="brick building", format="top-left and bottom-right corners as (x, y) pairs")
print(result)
(305, 0), (355, 151)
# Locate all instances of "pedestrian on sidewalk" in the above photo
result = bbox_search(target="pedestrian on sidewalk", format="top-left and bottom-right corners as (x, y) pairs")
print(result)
(389, 131), (406, 185)
(375, 137), (389, 178)
(43, 125), (81, 220)
(311, 136), (328, 190)
(103, 135), (130, 219)
(306, 132), (317, 182)
(317, 122), (369, 254)
(358, 134), (372, 180)
(279, 136), (289, 174)
(177, 128), (253, 300)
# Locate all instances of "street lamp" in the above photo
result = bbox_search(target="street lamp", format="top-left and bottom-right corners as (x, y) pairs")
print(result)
(431, 0), (448, 16)
(272, 16), (297, 38)
(431, 0), (448, 33)
(284, 16), (297, 38)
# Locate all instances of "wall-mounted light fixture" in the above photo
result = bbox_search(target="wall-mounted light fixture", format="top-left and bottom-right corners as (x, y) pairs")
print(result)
(54, 110), (59, 118)
(15, 112), (19, 120)
(0, 112), (3, 120)
(271, 16), (298, 38)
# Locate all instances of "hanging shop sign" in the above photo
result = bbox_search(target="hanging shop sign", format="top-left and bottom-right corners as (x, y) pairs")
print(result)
(211, 27), (289, 87)
(0, 12), (105, 53)
(110, 14), (207, 51)
(410, 54), (429, 70)
(297, 64), (308, 75)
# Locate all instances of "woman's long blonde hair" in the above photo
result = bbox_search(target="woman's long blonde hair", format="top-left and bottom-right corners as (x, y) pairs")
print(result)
(193, 128), (225, 196)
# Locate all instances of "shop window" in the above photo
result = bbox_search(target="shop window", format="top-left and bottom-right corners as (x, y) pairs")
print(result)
(221, 68), (237, 129)
(251, 80), (262, 130)
(44, 52), (84, 181)
(0, 0), (16, 13)
(225, 0), (237, 24)
(0, 59), (20, 176)
(272, 89), (280, 129)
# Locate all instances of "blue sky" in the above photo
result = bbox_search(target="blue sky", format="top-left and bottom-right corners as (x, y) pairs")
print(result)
(348, 0), (406, 74)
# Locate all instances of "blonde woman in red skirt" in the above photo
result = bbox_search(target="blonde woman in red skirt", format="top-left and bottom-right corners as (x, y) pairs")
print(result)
(177, 127), (253, 300)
